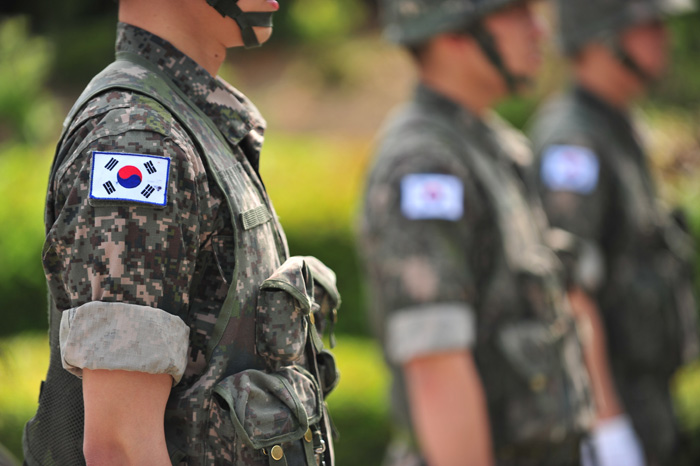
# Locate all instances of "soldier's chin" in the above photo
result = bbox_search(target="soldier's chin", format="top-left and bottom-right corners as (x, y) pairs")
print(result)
(253, 27), (274, 45)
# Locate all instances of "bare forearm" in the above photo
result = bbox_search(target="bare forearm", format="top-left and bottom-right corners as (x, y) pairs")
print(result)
(405, 351), (494, 466)
(568, 287), (622, 421)
(83, 369), (172, 466)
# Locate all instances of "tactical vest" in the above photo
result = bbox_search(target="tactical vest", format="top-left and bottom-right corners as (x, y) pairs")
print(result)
(24, 53), (339, 466)
(384, 103), (593, 456)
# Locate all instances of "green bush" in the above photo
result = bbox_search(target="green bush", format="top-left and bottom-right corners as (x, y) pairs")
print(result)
(0, 144), (52, 337)
(0, 16), (59, 144)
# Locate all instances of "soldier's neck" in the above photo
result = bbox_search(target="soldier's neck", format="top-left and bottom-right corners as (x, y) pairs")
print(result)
(419, 72), (500, 118)
(574, 62), (641, 111)
(119, 7), (227, 77)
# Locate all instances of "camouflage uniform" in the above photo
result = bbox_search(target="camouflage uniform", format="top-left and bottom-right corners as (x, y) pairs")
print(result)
(23, 23), (340, 466)
(359, 83), (594, 466)
(530, 85), (699, 465)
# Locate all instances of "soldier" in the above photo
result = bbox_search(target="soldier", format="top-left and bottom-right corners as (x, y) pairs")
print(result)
(357, 0), (647, 465)
(22, 0), (341, 465)
(529, 1), (700, 465)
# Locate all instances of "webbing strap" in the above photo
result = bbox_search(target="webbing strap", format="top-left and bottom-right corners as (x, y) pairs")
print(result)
(206, 0), (274, 48)
(241, 204), (272, 230)
(610, 39), (654, 85)
(469, 23), (531, 94)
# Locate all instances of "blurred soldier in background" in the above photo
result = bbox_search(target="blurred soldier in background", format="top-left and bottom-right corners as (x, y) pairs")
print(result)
(529, 0), (700, 464)
(22, 0), (341, 465)
(358, 0), (642, 465)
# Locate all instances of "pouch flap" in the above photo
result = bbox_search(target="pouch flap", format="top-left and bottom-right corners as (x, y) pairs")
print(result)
(213, 367), (322, 450)
(303, 256), (341, 312)
(260, 257), (313, 313)
(496, 320), (566, 382)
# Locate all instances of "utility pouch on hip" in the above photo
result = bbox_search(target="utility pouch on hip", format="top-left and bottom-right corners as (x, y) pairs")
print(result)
(212, 366), (323, 466)
(495, 318), (581, 444)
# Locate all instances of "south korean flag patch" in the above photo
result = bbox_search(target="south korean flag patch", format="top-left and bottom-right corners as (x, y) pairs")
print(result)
(541, 145), (599, 194)
(401, 174), (463, 221)
(89, 151), (171, 207)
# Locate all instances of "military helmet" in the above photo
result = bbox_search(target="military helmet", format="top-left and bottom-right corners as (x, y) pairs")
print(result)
(381, 0), (525, 45)
(557, 0), (695, 55)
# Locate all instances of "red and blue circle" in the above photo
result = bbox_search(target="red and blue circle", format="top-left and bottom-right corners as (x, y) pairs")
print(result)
(117, 165), (143, 189)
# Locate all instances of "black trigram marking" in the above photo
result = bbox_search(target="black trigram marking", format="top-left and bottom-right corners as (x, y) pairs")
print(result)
(105, 158), (118, 171)
(144, 161), (157, 174)
(103, 181), (116, 194)
(141, 184), (155, 198)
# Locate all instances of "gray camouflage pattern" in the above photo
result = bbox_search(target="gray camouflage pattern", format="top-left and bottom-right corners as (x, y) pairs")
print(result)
(529, 85), (700, 464)
(359, 84), (594, 466)
(24, 23), (338, 466)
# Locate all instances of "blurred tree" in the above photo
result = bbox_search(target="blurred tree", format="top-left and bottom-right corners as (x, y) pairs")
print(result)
(0, 17), (58, 144)
(650, 9), (700, 109)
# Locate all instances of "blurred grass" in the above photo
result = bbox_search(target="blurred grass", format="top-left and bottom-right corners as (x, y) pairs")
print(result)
(0, 333), (391, 464)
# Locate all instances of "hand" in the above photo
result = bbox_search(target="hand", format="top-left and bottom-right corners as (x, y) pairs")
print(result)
(581, 415), (646, 466)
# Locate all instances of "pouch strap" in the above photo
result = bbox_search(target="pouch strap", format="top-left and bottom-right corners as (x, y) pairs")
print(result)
(265, 445), (288, 466)
(302, 429), (317, 466)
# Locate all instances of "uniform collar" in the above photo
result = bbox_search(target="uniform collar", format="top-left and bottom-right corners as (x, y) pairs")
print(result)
(573, 84), (633, 133)
(413, 83), (504, 155)
(413, 83), (483, 131)
(115, 23), (265, 167)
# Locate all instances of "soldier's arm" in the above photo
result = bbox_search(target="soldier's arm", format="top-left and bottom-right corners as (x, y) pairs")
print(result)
(533, 144), (645, 464)
(567, 287), (621, 420)
(364, 141), (493, 464)
(404, 350), (494, 466)
(82, 370), (172, 466)
(47, 102), (206, 462)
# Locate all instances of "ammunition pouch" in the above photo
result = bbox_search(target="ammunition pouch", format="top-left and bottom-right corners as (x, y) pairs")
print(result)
(208, 367), (323, 466)
(493, 317), (586, 446)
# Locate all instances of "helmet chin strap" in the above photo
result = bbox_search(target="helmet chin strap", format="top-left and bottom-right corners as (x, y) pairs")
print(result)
(606, 36), (655, 85)
(206, 0), (274, 48)
(469, 23), (532, 94)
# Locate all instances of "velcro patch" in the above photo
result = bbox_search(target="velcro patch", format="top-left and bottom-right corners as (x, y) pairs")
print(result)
(541, 145), (599, 194)
(401, 174), (463, 221)
(90, 151), (171, 206)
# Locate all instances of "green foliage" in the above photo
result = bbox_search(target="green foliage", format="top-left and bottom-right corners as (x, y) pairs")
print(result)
(287, 0), (368, 43)
(0, 333), (50, 459)
(0, 16), (59, 144)
(0, 144), (52, 337)
(651, 11), (700, 109)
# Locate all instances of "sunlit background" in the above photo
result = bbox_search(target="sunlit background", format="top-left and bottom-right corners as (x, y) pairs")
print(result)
(1, 1), (700, 464)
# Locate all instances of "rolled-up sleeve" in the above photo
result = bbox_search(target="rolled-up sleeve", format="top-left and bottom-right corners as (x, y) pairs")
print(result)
(60, 301), (190, 384)
(43, 102), (206, 384)
(386, 303), (476, 364)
